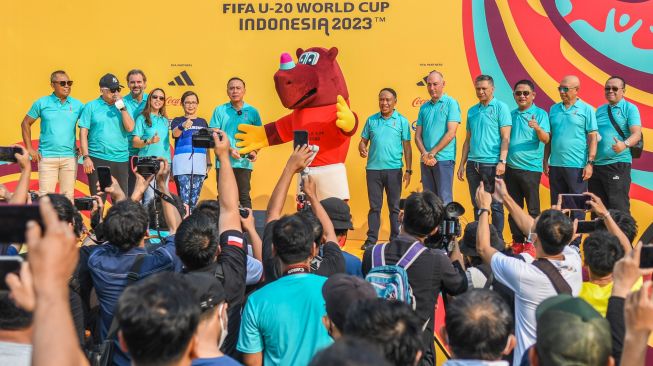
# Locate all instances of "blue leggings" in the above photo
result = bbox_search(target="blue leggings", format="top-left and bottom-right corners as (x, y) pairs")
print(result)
(174, 174), (205, 210)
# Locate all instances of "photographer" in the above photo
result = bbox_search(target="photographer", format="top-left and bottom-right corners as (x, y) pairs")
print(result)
(362, 190), (467, 366)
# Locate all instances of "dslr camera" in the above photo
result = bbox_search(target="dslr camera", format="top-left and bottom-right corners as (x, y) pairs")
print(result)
(74, 197), (96, 211)
(135, 156), (160, 177)
(192, 128), (222, 148)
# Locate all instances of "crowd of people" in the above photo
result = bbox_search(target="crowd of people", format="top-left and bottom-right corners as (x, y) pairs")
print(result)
(0, 68), (649, 366)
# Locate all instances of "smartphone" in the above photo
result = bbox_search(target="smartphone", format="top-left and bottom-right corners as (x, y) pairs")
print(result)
(0, 146), (22, 163)
(0, 205), (42, 243)
(0, 256), (22, 290)
(637, 222), (653, 268)
(482, 174), (495, 194)
(293, 130), (309, 149)
(97, 166), (112, 192)
(74, 197), (95, 211)
(576, 220), (597, 234)
(399, 198), (406, 210)
(560, 194), (589, 211)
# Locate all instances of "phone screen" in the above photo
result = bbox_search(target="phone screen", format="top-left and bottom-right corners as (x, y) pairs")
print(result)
(638, 222), (653, 245)
(560, 194), (589, 210)
(640, 245), (653, 269)
(0, 205), (42, 244)
(293, 130), (309, 149)
(482, 174), (495, 194)
(97, 166), (112, 192)
(0, 256), (22, 290)
(0, 147), (18, 163)
(576, 220), (597, 234)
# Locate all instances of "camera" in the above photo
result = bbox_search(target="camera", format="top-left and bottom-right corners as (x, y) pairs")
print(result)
(239, 207), (250, 219)
(0, 146), (23, 163)
(192, 128), (221, 148)
(135, 156), (160, 177)
(74, 197), (96, 211)
(425, 201), (465, 251)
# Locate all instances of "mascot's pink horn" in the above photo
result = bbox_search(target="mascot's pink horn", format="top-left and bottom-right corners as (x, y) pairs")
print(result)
(279, 53), (295, 70)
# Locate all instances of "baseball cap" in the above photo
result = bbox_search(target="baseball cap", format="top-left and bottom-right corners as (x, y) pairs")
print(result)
(460, 221), (505, 257)
(320, 197), (353, 230)
(99, 73), (124, 89)
(184, 272), (226, 312)
(322, 274), (377, 330)
(535, 295), (611, 366)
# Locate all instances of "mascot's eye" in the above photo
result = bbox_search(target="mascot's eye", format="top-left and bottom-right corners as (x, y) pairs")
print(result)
(298, 52), (320, 66)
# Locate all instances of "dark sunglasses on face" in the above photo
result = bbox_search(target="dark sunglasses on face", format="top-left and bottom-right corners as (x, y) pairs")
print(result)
(557, 86), (577, 93)
(54, 81), (73, 87)
(604, 86), (621, 92)
(109, 88), (121, 93)
(151, 95), (165, 101)
(514, 91), (530, 97)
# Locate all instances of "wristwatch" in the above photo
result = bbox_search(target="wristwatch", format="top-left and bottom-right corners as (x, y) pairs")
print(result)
(477, 208), (490, 216)
(624, 140), (631, 148)
(587, 159), (595, 165)
(499, 159), (507, 164)
(82, 155), (90, 160)
(405, 169), (413, 174)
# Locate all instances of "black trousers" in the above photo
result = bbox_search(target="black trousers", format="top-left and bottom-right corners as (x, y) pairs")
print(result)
(466, 161), (505, 240)
(216, 168), (252, 208)
(87, 156), (129, 196)
(505, 166), (542, 243)
(366, 169), (402, 244)
(549, 166), (586, 246)
(588, 162), (632, 214)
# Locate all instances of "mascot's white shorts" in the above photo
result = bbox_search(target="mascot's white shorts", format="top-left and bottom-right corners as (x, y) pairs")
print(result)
(300, 163), (350, 201)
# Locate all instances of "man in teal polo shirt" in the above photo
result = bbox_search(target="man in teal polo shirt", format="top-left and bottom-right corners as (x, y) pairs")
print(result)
(21, 70), (84, 200)
(458, 75), (512, 239)
(123, 69), (149, 195)
(359, 88), (412, 250)
(547, 75), (598, 216)
(209, 77), (262, 208)
(505, 79), (550, 250)
(79, 73), (135, 195)
(415, 70), (461, 204)
(589, 76), (642, 214)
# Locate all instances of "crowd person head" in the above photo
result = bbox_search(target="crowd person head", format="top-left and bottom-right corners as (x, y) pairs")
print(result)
(402, 190), (444, 239)
(103, 199), (149, 251)
(529, 295), (613, 366)
(321, 197), (353, 244)
(344, 299), (424, 366)
(474, 74), (494, 104)
(175, 212), (220, 270)
(583, 231), (625, 279)
(309, 337), (391, 366)
(442, 289), (515, 362)
(272, 214), (316, 266)
(595, 209), (638, 243)
(126, 69), (147, 99)
(461, 221), (504, 266)
(533, 209), (573, 257)
(321, 274), (377, 339)
(98, 73), (124, 105)
(513, 79), (536, 111)
(46, 193), (83, 237)
(50, 70), (72, 98)
(116, 272), (199, 366)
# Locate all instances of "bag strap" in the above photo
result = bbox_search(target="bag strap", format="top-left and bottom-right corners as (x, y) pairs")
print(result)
(397, 241), (426, 270)
(105, 254), (147, 340)
(371, 243), (386, 267)
(532, 258), (572, 295)
(607, 106), (627, 140)
(214, 262), (225, 282)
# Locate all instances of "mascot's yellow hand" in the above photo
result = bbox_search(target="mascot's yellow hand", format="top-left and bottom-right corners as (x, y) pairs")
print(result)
(235, 124), (269, 154)
(335, 95), (355, 133)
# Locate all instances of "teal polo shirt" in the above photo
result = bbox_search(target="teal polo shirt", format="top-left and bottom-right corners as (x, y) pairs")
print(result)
(466, 98), (512, 164)
(362, 110), (411, 170)
(78, 97), (132, 162)
(416, 94), (461, 161)
(124, 93), (149, 157)
(132, 113), (171, 162)
(595, 98), (641, 165)
(549, 99), (598, 168)
(27, 93), (84, 158)
(209, 102), (262, 170)
(507, 104), (550, 172)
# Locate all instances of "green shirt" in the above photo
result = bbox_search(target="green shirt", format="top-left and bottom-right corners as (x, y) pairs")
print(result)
(595, 98), (641, 165)
(237, 274), (332, 366)
(123, 93), (148, 157)
(507, 104), (550, 172)
(209, 102), (262, 170)
(466, 98), (512, 164)
(78, 97), (132, 162)
(362, 110), (411, 170)
(549, 99), (598, 168)
(132, 113), (171, 162)
(416, 94), (461, 161)
(27, 93), (84, 158)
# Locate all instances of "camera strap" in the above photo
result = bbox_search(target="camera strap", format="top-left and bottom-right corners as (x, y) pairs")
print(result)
(282, 264), (310, 276)
(150, 184), (177, 206)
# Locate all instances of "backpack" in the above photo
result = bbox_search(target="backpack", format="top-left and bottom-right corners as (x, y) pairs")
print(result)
(365, 241), (426, 309)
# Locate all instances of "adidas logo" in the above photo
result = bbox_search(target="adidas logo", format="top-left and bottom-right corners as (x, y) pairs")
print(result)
(416, 74), (429, 87)
(168, 71), (195, 86)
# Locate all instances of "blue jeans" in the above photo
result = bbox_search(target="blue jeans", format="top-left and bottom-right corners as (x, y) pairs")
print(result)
(420, 160), (455, 204)
(466, 161), (505, 240)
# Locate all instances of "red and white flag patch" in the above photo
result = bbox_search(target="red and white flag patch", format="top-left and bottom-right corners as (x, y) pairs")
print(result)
(227, 235), (243, 248)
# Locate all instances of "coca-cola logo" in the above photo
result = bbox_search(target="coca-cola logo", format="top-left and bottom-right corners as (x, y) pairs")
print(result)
(411, 97), (429, 108)
(165, 96), (181, 106)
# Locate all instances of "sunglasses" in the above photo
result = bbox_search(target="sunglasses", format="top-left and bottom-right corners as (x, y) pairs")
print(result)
(557, 86), (577, 93)
(604, 86), (621, 92)
(54, 81), (73, 87)
(514, 90), (531, 97)
(151, 95), (165, 101)
(102, 87), (122, 93)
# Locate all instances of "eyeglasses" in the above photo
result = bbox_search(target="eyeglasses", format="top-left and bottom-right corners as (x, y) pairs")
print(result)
(151, 95), (165, 101)
(102, 87), (122, 93)
(514, 91), (531, 97)
(557, 86), (577, 93)
(53, 81), (73, 87)
(183, 101), (198, 105)
(604, 86), (621, 92)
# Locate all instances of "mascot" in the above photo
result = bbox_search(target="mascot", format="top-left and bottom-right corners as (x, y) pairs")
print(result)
(235, 46), (358, 200)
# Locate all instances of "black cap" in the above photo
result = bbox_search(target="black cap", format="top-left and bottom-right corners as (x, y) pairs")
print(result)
(460, 221), (505, 257)
(99, 73), (124, 89)
(184, 272), (226, 312)
(322, 274), (377, 330)
(320, 197), (353, 230)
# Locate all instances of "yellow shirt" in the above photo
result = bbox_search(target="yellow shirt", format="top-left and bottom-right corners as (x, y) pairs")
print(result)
(579, 278), (643, 317)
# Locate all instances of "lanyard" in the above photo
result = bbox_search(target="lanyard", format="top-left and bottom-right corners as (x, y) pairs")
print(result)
(283, 264), (310, 277)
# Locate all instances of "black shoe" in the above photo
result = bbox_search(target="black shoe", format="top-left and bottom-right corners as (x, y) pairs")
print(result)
(360, 240), (375, 251)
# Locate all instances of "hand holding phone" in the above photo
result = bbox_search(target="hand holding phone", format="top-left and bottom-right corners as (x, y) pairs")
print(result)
(97, 166), (112, 192)
(559, 194), (590, 211)
(0, 256), (22, 290)
(293, 130), (309, 149)
(639, 222), (653, 269)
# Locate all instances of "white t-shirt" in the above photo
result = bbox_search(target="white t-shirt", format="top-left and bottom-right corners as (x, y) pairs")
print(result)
(0, 341), (31, 366)
(490, 246), (582, 366)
